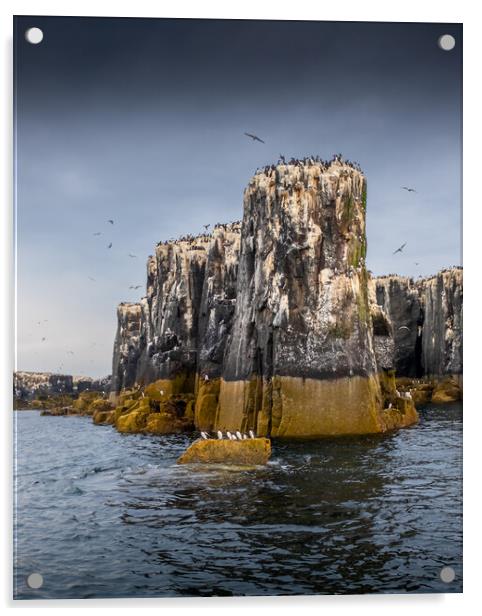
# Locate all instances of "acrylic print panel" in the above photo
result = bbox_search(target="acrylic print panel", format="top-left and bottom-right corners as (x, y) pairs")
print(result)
(13, 16), (462, 599)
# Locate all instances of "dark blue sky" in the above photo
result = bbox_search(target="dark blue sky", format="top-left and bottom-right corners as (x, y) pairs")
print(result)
(14, 17), (462, 377)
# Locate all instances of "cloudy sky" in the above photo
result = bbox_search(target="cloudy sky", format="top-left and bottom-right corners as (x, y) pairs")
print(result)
(14, 17), (462, 377)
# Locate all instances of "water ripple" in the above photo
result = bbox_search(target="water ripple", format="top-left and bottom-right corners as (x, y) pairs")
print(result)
(14, 403), (462, 598)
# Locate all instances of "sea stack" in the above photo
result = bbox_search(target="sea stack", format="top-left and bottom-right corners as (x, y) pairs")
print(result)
(216, 159), (411, 437)
(110, 158), (428, 437)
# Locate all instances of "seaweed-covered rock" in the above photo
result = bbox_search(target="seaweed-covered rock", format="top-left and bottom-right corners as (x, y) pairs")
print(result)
(177, 437), (271, 465)
(93, 409), (115, 425)
(144, 413), (193, 434)
(431, 378), (462, 403)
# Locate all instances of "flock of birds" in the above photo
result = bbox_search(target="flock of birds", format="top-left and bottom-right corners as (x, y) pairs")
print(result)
(89, 218), (142, 289)
(253, 153), (364, 175)
(200, 430), (257, 440)
(156, 221), (243, 247)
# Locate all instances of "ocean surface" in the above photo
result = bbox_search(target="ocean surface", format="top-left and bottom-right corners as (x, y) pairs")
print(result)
(14, 404), (462, 599)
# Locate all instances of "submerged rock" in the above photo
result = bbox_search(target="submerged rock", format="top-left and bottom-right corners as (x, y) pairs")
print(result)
(177, 437), (271, 465)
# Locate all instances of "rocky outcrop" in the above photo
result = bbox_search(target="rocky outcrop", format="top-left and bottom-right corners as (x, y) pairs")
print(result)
(111, 223), (242, 397)
(111, 303), (142, 393)
(73, 375), (111, 394)
(111, 387), (195, 434)
(177, 437), (271, 465)
(14, 371), (111, 402)
(370, 276), (422, 376)
(370, 267), (462, 379)
(14, 371), (74, 400)
(417, 268), (463, 378)
(111, 159), (419, 437)
(216, 161), (391, 437)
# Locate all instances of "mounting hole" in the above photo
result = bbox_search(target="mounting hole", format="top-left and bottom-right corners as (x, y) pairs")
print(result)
(438, 34), (455, 51)
(440, 566), (455, 583)
(25, 27), (43, 45)
(27, 572), (43, 589)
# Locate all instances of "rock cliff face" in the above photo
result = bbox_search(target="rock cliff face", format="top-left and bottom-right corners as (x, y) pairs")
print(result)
(216, 161), (386, 436)
(110, 224), (242, 393)
(111, 302), (142, 393)
(417, 268), (463, 377)
(111, 159), (421, 437)
(370, 267), (462, 378)
(370, 276), (423, 377)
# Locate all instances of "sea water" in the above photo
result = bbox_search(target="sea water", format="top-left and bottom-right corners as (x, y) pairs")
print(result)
(13, 403), (462, 598)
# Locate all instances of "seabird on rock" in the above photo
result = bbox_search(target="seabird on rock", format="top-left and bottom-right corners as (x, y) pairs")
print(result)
(217, 430), (223, 439)
(200, 431), (209, 440)
(242, 434), (248, 440)
(226, 431), (233, 440)
(236, 431), (242, 440)
(249, 430), (255, 439)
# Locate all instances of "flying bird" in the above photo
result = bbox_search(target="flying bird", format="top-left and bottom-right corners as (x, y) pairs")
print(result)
(93, 232), (102, 236)
(398, 326), (410, 332)
(203, 224), (210, 230)
(129, 285), (142, 289)
(393, 242), (406, 254)
(88, 276), (96, 282)
(67, 350), (74, 355)
(107, 243), (112, 249)
(414, 262), (420, 266)
(41, 337), (46, 342)
(401, 186), (416, 193)
(244, 132), (265, 144)
(128, 253), (137, 258)
(108, 219), (114, 224)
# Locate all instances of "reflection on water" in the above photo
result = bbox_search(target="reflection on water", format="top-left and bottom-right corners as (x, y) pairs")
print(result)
(14, 403), (462, 598)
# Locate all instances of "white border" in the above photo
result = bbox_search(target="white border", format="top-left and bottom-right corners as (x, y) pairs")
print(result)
(1, 1), (480, 614)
